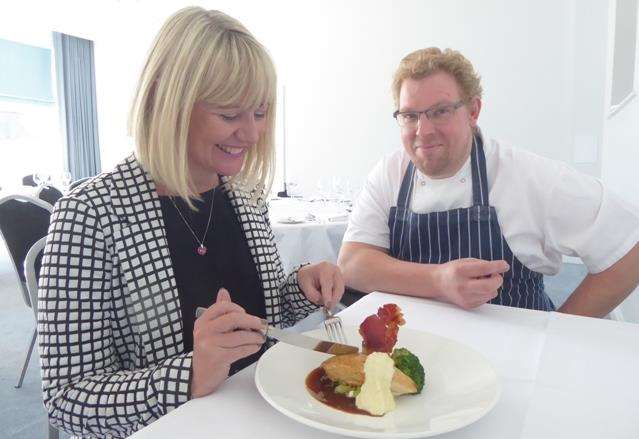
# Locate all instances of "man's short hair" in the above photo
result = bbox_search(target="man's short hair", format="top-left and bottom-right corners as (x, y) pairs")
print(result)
(392, 48), (483, 107)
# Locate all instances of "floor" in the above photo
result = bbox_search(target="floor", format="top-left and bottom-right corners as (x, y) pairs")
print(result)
(0, 242), (587, 438)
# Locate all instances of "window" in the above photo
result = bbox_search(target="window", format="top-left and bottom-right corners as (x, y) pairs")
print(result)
(0, 38), (54, 103)
(0, 37), (63, 188)
(610, 0), (638, 110)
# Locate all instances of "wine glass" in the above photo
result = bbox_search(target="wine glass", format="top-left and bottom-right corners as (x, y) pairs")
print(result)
(332, 177), (345, 201)
(60, 171), (72, 190)
(316, 177), (331, 201)
(339, 178), (353, 206)
(32, 173), (44, 187)
(286, 180), (300, 198)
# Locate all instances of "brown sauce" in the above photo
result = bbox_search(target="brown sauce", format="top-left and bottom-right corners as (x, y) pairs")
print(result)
(305, 367), (378, 416)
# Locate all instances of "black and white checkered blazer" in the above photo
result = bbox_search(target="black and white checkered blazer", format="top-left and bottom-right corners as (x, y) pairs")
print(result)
(37, 154), (318, 437)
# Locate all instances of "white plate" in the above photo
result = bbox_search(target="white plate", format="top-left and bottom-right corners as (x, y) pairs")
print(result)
(276, 216), (307, 224)
(255, 326), (500, 438)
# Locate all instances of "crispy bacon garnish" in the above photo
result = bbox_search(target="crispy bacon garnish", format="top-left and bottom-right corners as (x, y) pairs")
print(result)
(359, 304), (405, 354)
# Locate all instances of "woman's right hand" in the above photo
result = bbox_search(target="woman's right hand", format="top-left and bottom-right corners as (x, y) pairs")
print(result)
(190, 288), (266, 398)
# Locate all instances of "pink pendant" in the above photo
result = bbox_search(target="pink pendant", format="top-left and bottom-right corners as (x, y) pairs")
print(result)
(197, 245), (207, 256)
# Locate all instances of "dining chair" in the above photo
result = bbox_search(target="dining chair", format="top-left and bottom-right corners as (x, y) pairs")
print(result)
(24, 237), (59, 439)
(68, 176), (92, 191)
(22, 174), (37, 187)
(340, 286), (366, 307)
(0, 194), (53, 388)
(35, 185), (64, 207)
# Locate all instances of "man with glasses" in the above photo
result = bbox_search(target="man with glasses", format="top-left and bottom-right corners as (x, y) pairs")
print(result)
(338, 47), (639, 317)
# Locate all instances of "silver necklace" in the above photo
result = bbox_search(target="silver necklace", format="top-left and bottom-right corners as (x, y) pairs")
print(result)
(169, 189), (216, 256)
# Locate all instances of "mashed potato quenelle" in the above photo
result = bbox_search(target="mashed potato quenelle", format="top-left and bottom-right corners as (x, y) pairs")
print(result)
(355, 352), (396, 415)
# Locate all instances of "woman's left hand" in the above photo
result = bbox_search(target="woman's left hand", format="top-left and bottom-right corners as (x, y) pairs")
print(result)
(298, 262), (345, 310)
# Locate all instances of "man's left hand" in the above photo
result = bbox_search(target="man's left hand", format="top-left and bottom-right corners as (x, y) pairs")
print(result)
(298, 262), (345, 310)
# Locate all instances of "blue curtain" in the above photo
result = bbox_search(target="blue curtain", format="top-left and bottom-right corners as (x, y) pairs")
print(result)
(52, 32), (101, 180)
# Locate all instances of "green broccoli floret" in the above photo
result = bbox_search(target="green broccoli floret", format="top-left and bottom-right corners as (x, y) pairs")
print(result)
(334, 383), (361, 398)
(392, 348), (425, 393)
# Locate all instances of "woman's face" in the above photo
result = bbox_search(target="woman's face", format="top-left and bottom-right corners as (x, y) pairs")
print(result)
(187, 101), (268, 186)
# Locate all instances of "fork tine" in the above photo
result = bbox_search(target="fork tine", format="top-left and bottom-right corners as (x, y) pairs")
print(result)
(338, 324), (347, 344)
(328, 319), (347, 344)
(329, 324), (337, 342)
(328, 322), (339, 342)
(336, 322), (347, 344)
(323, 320), (331, 338)
(323, 307), (349, 345)
(323, 319), (335, 341)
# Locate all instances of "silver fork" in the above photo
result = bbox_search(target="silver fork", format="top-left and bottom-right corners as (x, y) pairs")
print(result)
(323, 307), (348, 344)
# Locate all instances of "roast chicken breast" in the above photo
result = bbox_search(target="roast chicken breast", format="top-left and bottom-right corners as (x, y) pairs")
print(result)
(321, 353), (417, 395)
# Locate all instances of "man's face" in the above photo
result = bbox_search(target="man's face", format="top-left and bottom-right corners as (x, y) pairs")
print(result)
(398, 72), (481, 178)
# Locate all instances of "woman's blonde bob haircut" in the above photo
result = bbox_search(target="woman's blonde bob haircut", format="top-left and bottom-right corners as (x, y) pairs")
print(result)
(392, 47), (483, 108)
(129, 7), (277, 205)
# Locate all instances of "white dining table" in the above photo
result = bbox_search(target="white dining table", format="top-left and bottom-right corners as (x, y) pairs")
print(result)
(272, 220), (347, 273)
(131, 292), (639, 439)
(269, 198), (349, 273)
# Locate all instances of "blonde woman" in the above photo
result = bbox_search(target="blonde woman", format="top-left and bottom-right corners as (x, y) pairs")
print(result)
(37, 7), (344, 437)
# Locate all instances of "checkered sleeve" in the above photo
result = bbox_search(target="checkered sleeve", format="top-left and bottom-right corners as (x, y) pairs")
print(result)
(282, 263), (319, 323)
(37, 196), (192, 437)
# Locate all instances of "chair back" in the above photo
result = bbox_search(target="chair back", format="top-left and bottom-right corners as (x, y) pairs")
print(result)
(69, 176), (92, 191)
(22, 174), (37, 187)
(24, 237), (47, 318)
(0, 195), (53, 307)
(36, 185), (64, 206)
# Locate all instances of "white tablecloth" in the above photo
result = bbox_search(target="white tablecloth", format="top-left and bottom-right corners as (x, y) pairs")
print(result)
(131, 293), (639, 439)
(272, 221), (347, 273)
(269, 198), (349, 272)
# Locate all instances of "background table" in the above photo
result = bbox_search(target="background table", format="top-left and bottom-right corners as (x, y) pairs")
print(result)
(272, 221), (347, 273)
(131, 292), (639, 439)
(269, 198), (349, 272)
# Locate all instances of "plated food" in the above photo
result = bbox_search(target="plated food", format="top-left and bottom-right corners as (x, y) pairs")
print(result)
(306, 304), (425, 416)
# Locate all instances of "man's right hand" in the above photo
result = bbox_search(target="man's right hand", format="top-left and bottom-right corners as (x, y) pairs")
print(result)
(434, 258), (510, 309)
(190, 288), (266, 398)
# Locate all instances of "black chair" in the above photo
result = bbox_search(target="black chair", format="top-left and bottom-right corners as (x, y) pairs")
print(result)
(22, 174), (37, 187)
(0, 195), (53, 388)
(36, 185), (64, 207)
(68, 176), (92, 191)
(24, 237), (45, 314)
(24, 237), (59, 439)
(341, 286), (367, 307)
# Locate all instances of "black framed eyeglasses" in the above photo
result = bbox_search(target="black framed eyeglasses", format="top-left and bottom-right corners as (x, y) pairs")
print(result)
(393, 100), (466, 128)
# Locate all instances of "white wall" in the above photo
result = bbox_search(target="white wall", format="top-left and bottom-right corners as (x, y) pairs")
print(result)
(601, 0), (639, 324)
(80, 0), (612, 194)
(0, 0), (618, 189)
(602, 0), (639, 207)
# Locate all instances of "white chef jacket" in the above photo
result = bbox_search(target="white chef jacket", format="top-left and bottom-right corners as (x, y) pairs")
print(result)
(343, 134), (639, 275)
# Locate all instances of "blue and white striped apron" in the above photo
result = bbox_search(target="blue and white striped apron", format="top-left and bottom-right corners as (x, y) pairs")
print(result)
(388, 134), (554, 311)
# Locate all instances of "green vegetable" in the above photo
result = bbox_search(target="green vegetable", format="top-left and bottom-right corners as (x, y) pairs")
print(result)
(392, 348), (426, 393)
(334, 383), (361, 398)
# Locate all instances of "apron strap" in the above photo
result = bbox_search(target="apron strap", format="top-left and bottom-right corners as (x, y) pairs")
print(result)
(470, 133), (490, 206)
(397, 132), (490, 209)
(396, 160), (416, 209)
